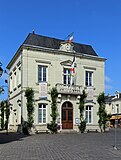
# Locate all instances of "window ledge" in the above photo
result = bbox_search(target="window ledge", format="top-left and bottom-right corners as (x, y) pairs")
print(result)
(84, 86), (95, 90)
(38, 123), (47, 125)
(36, 82), (50, 86)
(18, 84), (21, 88)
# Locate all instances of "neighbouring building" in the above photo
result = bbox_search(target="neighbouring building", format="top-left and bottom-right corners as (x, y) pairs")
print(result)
(7, 33), (106, 132)
(105, 94), (114, 115)
(105, 91), (121, 127)
(110, 91), (121, 127)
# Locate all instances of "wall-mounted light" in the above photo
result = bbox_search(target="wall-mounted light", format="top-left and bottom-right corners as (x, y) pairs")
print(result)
(57, 94), (62, 103)
(0, 87), (5, 94)
(76, 95), (80, 104)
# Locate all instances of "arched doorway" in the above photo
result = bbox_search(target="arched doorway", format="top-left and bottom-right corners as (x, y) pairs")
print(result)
(62, 101), (73, 129)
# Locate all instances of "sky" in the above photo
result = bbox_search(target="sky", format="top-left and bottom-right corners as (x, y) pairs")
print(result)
(0, 0), (121, 100)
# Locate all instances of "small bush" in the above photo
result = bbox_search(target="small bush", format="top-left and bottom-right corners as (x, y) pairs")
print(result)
(78, 120), (86, 133)
(22, 121), (29, 135)
(1, 101), (5, 129)
(47, 122), (58, 133)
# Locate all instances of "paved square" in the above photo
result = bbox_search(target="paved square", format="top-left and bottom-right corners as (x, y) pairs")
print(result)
(0, 129), (121, 160)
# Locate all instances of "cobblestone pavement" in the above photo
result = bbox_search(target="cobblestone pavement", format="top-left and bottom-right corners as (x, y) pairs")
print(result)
(0, 128), (121, 160)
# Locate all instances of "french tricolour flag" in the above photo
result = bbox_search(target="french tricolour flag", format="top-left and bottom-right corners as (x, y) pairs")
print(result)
(67, 32), (74, 43)
(69, 35), (73, 43)
(70, 60), (75, 74)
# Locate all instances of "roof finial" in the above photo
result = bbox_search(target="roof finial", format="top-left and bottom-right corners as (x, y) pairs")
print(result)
(32, 29), (35, 34)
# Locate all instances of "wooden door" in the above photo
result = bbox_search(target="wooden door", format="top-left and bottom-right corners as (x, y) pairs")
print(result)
(62, 102), (73, 129)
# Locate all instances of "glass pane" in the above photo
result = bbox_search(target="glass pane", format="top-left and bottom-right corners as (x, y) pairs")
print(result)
(68, 111), (72, 120)
(38, 109), (42, 123)
(43, 118), (46, 123)
(89, 72), (93, 86)
(43, 104), (46, 108)
(39, 110), (42, 116)
(68, 102), (71, 108)
(43, 109), (46, 117)
(68, 75), (70, 84)
(62, 110), (66, 120)
(86, 106), (88, 110)
(64, 68), (66, 74)
(89, 111), (91, 123)
(64, 75), (66, 84)
(86, 72), (88, 86)
(39, 105), (42, 109)
(43, 66), (46, 81)
(68, 69), (70, 74)
(85, 111), (88, 123)
(89, 106), (91, 110)
(38, 65), (42, 82)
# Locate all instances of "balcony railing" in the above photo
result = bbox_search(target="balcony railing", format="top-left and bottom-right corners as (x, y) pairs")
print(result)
(56, 83), (83, 95)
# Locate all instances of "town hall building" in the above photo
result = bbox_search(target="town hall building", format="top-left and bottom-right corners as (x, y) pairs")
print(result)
(7, 33), (106, 132)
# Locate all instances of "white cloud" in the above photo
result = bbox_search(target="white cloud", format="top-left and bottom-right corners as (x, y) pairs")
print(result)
(105, 75), (112, 83)
(105, 84), (113, 90)
(105, 75), (113, 91)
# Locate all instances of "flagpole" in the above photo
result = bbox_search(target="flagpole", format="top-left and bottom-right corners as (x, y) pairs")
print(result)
(64, 32), (74, 41)
(70, 53), (75, 85)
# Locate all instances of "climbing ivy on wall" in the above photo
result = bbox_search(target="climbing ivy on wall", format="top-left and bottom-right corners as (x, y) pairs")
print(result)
(0, 101), (5, 129)
(47, 87), (58, 133)
(78, 90), (87, 133)
(25, 88), (34, 129)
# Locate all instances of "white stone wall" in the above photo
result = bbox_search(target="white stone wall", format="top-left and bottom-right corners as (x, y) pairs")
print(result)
(112, 99), (121, 115)
(8, 46), (105, 132)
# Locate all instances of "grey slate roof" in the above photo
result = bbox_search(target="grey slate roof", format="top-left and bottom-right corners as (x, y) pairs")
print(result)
(119, 93), (121, 98)
(23, 33), (98, 56)
(105, 95), (115, 103)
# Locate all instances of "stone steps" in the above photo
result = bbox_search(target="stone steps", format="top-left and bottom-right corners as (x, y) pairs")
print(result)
(60, 129), (78, 134)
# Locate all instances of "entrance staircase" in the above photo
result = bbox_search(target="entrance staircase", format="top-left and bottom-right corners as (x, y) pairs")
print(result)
(60, 129), (78, 134)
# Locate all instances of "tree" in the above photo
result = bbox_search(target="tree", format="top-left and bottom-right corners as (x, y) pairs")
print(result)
(97, 92), (108, 132)
(4, 100), (10, 134)
(47, 87), (58, 133)
(25, 88), (34, 130)
(78, 90), (87, 133)
(0, 101), (5, 129)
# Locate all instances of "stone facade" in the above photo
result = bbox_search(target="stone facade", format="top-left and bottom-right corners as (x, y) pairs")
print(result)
(105, 92), (121, 127)
(7, 33), (105, 132)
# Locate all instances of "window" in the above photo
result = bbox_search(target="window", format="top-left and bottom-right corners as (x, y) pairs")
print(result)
(63, 68), (71, 85)
(85, 71), (93, 86)
(85, 106), (92, 123)
(13, 72), (17, 90)
(38, 104), (46, 123)
(38, 65), (47, 82)
(116, 104), (119, 114)
(18, 66), (21, 86)
(16, 66), (21, 87)
(10, 76), (13, 92)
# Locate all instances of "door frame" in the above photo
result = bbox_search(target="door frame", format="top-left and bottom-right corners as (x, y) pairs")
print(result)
(62, 101), (73, 129)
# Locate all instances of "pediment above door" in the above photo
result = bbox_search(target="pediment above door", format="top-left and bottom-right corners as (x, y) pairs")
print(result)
(60, 60), (72, 66)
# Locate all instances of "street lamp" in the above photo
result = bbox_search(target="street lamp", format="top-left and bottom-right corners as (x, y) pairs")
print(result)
(113, 104), (119, 150)
(0, 62), (3, 77)
(0, 85), (9, 134)
(0, 87), (5, 94)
